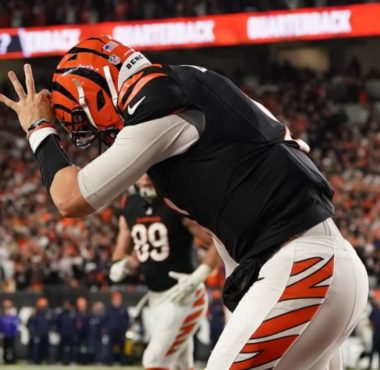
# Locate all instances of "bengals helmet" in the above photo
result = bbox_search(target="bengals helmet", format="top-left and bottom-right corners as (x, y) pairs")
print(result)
(51, 35), (151, 148)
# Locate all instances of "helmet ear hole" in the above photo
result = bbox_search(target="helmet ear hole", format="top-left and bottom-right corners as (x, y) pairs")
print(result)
(96, 89), (106, 111)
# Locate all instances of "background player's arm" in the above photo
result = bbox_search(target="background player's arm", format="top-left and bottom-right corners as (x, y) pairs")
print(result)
(183, 217), (221, 270)
(109, 216), (138, 282)
(113, 215), (133, 261)
(168, 219), (221, 304)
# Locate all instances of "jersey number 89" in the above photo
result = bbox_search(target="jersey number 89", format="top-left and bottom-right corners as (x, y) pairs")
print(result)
(131, 222), (170, 262)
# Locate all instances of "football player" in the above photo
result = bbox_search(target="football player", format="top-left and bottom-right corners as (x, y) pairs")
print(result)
(0, 35), (368, 370)
(109, 173), (219, 370)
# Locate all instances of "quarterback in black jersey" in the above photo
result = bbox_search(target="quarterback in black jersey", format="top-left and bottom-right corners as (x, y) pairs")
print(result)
(1, 35), (368, 370)
(109, 174), (219, 369)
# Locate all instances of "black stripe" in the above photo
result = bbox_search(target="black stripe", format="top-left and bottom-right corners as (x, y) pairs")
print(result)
(66, 47), (121, 71)
(85, 37), (108, 43)
(51, 81), (77, 103)
(53, 104), (73, 115)
(54, 67), (112, 99)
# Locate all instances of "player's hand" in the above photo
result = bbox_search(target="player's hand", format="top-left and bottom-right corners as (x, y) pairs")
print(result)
(0, 64), (54, 134)
(167, 264), (212, 304)
(109, 257), (134, 282)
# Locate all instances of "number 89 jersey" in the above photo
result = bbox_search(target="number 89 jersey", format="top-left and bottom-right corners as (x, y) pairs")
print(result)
(122, 193), (195, 292)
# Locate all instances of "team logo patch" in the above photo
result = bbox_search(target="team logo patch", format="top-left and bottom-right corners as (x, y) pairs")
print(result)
(103, 41), (118, 52)
(109, 54), (121, 65)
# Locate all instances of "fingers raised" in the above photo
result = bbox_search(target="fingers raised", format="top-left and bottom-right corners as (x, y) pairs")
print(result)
(0, 94), (17, 110)
(8, 71), (26, 100)
(24, 64), (35, 95)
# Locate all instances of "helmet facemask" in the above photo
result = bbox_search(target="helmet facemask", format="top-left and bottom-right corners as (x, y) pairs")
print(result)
(59, 109), (119, 149)
(69, 70), (122, 149)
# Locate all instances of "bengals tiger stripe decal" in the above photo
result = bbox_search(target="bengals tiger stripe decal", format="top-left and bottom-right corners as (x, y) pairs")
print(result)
(230, 256), (334, 370)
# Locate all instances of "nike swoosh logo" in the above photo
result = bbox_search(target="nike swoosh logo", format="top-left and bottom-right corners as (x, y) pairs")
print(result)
(127, 96), (146, 115)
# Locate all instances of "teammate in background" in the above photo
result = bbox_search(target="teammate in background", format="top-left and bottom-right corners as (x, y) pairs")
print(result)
(0, 35), (368, 369)
(56, 300), (76, 364)
(0, 299), (19, 364)
(75, 296), (90, 364)
(109, 173), (220, 370)
(103, 291), (129, 365)
(27, 297), (52, 364)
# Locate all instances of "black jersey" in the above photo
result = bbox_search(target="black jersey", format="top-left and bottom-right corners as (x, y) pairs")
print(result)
(122, 193), (194, 292)
(120, 64), (335, 264)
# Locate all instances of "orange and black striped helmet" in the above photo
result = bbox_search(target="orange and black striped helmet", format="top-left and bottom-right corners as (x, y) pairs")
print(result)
(51, 35), (151, 149)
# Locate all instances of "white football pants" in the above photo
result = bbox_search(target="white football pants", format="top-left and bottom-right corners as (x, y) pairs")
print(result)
(143, 284), (207, 370)
(207, 218), (369, 370)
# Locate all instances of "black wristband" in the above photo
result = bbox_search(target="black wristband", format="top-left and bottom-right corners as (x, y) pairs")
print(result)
(34, 135), (72, 190)
(27, 118), (51, 132)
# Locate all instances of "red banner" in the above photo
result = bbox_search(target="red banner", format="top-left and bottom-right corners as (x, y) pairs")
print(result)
(0, 3), (379, 59)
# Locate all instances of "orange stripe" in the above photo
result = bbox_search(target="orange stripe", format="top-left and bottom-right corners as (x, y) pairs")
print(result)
(231, 335), (298, 370)
(123, 73), (167, 108)
(291, 257), (323, 276)
(177, 322), (196, 339)
(184, 309), (204, 324)
(280, 257), (334, 302)
(166, 348), (176, 356)
(171, 336), (188, 348)
(251, 304), (321, 339)
(192, 294), (206, 308)
(117, 71), (144, 109)
(195, 288), (203, 297)
(136, 216), (161, 223)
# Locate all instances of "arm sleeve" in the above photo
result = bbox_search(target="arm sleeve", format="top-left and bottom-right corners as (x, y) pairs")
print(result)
(77, 114), (199, 210)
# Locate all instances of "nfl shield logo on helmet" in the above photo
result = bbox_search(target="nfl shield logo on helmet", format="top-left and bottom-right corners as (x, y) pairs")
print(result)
(103, 41), (118, 52)
(109, 54), (121, 65)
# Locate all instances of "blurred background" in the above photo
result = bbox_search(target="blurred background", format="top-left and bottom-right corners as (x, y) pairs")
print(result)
(1, 0), (380, 369)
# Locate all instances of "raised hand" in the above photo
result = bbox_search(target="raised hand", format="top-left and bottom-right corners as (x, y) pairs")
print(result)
(0, 64), (54, 134)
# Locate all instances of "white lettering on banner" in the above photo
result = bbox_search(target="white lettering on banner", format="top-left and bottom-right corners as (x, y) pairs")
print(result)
(0, 33), (11, 54)
(113, 20), (215, 47)
(247, 10), (351, 39)
(18, 28), (80, 56)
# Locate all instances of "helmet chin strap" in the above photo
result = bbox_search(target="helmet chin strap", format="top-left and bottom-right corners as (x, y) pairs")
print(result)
(73, 78), (97, 129)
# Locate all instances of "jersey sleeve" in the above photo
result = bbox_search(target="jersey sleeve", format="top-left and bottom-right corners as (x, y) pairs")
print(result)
(118, 66), (187, 126)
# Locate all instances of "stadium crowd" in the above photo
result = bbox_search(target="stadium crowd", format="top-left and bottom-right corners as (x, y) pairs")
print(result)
(1, 59), (380, 293)
(0, 0), (376, 28)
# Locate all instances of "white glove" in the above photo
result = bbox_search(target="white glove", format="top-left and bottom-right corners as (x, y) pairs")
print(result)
(109, 257), (133, 282)
(167, 264), (212, 304)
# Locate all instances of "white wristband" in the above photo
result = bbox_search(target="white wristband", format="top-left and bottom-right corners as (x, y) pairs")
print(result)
(29, 127), (58, 153)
